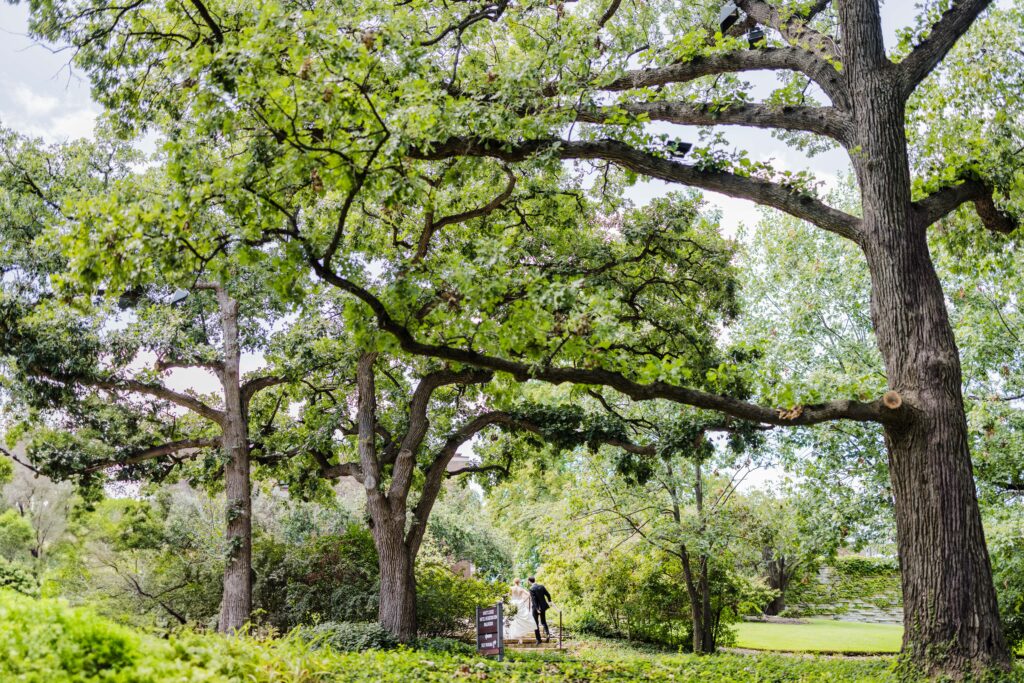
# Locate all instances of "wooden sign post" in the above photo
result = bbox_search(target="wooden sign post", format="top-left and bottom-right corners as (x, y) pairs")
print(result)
(476, 603), (504, 660)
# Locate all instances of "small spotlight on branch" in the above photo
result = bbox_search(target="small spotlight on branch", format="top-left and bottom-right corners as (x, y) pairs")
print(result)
(166, 288), (190, 305)
(744, 27), (765, 48)
(665, 140), (692, 159)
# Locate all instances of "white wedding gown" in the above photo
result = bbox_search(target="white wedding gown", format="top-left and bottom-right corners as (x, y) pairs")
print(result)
(505, 586), (536, 640)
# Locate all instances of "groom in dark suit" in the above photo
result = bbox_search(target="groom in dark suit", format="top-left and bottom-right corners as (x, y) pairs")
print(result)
(528, 576), (553, 644)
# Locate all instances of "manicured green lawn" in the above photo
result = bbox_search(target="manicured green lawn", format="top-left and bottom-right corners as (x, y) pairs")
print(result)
(733, 619), (903, 653)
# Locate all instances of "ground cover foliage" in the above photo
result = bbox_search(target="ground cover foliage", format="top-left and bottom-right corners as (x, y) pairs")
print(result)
(0, 589), (912, 682)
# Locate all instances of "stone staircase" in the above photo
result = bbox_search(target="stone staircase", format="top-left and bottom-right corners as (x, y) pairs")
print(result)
(503, 626), (572, 651)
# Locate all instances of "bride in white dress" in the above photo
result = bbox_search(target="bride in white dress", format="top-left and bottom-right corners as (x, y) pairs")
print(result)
(505, 578), (536, 643)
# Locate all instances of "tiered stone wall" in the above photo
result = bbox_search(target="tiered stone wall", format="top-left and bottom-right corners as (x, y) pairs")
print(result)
(785, 557), (903, 624)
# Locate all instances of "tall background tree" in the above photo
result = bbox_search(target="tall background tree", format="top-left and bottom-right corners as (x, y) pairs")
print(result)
(0, 131), (301, 631)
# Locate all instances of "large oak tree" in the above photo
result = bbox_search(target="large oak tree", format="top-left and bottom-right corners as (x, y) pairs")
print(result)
(23, 0), (1024, 675)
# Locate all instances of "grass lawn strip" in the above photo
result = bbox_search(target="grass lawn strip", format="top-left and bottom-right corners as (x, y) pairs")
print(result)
(733, 619), (903, 654)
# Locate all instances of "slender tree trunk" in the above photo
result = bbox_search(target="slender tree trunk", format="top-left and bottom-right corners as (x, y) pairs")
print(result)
(216, 288), (252, 634)
(762, 549), (788, 616)
(373, 517), (417, 642)
(698, 555), (715, 652)
(680, 458), (716, 654)
(841, 5), (1010, 673)
(680, 545), (705, 654)
(693, 458), (715, 653)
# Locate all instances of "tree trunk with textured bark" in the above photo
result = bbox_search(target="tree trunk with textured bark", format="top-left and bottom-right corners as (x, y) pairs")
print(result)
(680, 458), (717, 654)
(216, 288), (252, 634)
(680, 545), (704, 654)
(841, 3), (1009, 675)
(762, 549), (789, 617)
(373, 516), (417, 642)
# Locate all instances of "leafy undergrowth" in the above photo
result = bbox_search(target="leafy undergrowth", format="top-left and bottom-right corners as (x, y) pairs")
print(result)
(2, 590), (1019, 682)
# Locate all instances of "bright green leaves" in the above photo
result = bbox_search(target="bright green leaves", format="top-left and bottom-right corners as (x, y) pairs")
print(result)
(907, 3), (1024, 235)
(735, 182), (883, 410)
(375, 189), (741, 390)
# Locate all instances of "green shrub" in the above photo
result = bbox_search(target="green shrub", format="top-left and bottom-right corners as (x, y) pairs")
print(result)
(547, 550), (692, 648)
(304, 620), (398, 651)
(0, 588), (177, 682)
(0, 508), (35, 560)
(415, 561), (506, 637)
(576, 609), (623, 639)
(990, 522), (1024, 652)
(263, 524), (381, 630)
(0, 557), (39, 596)
(414, 636), (476, 655)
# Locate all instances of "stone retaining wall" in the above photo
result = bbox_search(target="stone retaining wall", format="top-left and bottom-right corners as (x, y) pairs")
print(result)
(786, 560), (903, 624)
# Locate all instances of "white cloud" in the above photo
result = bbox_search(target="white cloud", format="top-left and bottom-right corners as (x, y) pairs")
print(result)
(11, 84), (58, 116)
(48, 107), (97, 140)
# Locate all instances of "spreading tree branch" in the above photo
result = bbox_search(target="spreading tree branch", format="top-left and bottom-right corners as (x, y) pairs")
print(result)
(318, 459), (364, 480)
(0, 445), (44, 476)
(388, 367), (493, 508)
(420, 0), (511, 47)
(576, 102), (851, 142)
(737, 0), (839, 64)
(82, 437), (221, 473)
(309, 265), (901, 429)
(188, 0), (224, 44)
(597, 0), (622, 28)
(897, 0), (994, 97)
(239, 375), (288, 409)
(600, 48), (847, 107)
(409, 137), (861, 240)
(445, 463), (510, 478)
(406, 410), (507, 555)
(154, 358), (225, 375)
(415, 166), (516, 261)
(90, 379), (226, 425)
(914, 179), (1018, 234)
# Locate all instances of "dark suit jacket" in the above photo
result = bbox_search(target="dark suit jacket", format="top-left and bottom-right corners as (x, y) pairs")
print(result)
(529, 583), (552, 612)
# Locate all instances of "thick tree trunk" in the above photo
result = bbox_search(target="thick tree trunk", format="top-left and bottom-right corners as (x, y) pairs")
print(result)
(216, 289), (252, 634)
(864, 214), (1009, 676)
(842, 6), (1010, 672)
(373, 518), (417, 642)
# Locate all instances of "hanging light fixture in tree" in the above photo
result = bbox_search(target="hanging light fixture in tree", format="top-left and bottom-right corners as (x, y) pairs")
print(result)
(718, 2), (742, 32)
(166, 288), (190, 305)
